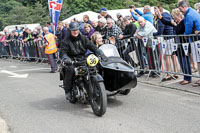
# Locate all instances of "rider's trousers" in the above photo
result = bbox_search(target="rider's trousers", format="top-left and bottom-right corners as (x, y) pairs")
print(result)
(63, 66), (74, 92)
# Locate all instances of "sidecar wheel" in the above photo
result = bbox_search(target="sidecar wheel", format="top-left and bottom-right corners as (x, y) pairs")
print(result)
(120, 89), (131, 95)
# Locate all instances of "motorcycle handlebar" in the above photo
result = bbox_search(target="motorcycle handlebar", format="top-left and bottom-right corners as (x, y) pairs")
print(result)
(62, 60), (86, 66)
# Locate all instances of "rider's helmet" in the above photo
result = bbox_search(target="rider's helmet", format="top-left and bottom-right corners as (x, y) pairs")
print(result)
(69, 22), (80, 31)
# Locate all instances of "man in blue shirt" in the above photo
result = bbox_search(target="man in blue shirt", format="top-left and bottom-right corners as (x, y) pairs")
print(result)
(178, 0), (200, 86)
(178, 1), (200, 35)
(130, 5), (154, 24)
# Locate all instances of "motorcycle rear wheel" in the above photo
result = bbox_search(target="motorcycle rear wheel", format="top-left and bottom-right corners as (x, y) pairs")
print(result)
(90, 78), (107, 117)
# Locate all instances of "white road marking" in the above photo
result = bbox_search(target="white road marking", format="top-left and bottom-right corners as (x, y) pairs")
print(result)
(0, 70), (28, 78)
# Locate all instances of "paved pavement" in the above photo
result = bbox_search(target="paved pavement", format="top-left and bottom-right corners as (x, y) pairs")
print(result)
(137, 73), (200, 95)
(0, 59), (200, 133)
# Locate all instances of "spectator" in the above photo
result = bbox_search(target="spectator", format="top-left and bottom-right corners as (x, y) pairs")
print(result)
(98, 18), (107, 39)
(91, 20), (101, 32)
(98, 14), (102, 19)
(22, 28), (31, 60)
(57, 21), (69, 40)
(56, 21), (64, 48)
(178, 1), (200, 35)
(62, 21), (70, 39)
(46, 22), (53, 33)
(153, 6), (179, 81)
(18, 32), (23, 41)
(135, 17), (157, 77)
(40, 27), (57, 73)
(194, 3), (200, 14)
(99, 8), (112, 20)
(83, 23), (95, 39)
(23, 28), (29, 41)
(198, 6), (200, 14)
(83, 15), (92, 26)
(15, 26), (21, 34)
(116, 13), (126, 31)
(75, 17), (85, 34)
(178, 0), (200, 86)
(91, 32), (115, 48)
(32, 29), (38, 40)
(0, 32), (8, 56)
(36, 26), (43, 40)
(64, 21), (69, 29)
(25, 29), (33, 42)
(91, 32), (104, 47)
(14, 32), (19, 40)
(106, 18), (123, 46)
(130, 15), (139, 28)
(119, 16), (137, 67)
(130, 5), (154, 24)
(155, 8), (188, 82)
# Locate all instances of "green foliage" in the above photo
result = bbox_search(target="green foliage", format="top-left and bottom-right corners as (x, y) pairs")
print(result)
(0, 0), (200, 31)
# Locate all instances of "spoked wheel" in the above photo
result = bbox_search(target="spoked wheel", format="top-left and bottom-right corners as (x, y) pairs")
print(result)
(90, 77), (107, 117)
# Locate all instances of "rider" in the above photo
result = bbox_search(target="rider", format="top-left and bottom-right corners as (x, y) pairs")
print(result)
(60, 22), (108, 100)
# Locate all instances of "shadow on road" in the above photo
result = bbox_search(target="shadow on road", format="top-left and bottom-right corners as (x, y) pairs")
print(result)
(29, 95), (123, 116)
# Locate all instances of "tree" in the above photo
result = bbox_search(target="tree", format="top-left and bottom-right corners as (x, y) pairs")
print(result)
(1, 0), (200, 31)
(31, 2), (50, 26)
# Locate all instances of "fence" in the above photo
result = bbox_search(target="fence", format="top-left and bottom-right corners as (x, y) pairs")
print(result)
(0, 39), (48, 63)
(116, 34), (200, 81)
(0, 34), (200, 81)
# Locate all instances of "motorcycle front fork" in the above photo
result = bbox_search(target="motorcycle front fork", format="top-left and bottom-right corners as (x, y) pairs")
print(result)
(83, 75), (94, 102)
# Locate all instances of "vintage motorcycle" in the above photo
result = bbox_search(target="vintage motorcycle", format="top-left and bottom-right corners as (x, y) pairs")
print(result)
(99, 44), (137, 96)
(60, 54), (107, 117)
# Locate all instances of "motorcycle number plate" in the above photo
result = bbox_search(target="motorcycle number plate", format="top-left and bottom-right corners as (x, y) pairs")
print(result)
(87, 54), (99, 67)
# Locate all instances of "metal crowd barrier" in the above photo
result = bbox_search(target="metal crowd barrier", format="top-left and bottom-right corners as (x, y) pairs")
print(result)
(0, 39), (48, 63)
(1, 34), (200, 81)
(117, 34), (200, 80)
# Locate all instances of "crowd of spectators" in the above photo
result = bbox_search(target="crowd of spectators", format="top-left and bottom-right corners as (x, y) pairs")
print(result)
(0, 0), (200, 86)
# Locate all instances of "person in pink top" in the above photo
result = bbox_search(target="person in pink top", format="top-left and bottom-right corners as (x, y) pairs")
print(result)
(0, 32), (7, 46)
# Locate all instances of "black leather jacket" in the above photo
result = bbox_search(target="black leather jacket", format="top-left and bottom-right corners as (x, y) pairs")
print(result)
(61, 33), (103, 60)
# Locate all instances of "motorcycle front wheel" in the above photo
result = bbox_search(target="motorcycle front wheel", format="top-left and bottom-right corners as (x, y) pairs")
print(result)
(90, 77), (107, 117)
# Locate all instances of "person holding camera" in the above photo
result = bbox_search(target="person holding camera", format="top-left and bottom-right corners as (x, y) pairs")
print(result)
(130, 5), (154, 24)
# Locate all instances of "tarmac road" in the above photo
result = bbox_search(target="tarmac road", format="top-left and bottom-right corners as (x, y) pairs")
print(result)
(0, 59), (200, 133)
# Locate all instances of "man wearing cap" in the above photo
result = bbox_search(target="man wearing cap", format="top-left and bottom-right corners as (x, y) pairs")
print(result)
(99, 8), (112, 20)
(60, 22), (108, 100)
